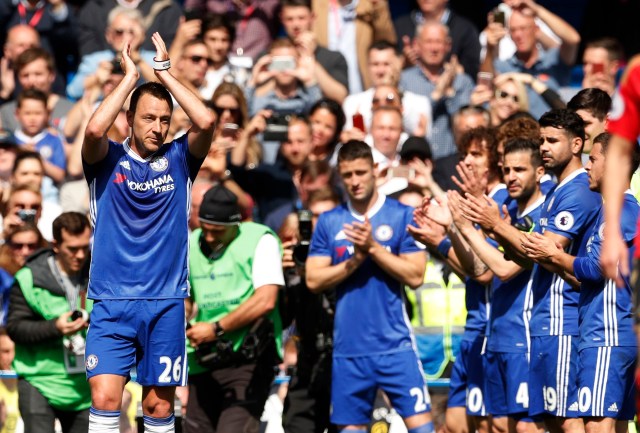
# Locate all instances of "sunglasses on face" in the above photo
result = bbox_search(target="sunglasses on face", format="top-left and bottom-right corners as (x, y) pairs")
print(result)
(372, 93), (399, 106)
(186, 55), (214, 67)
(209, 104), (242, 121)
(9, 242), (38, 250)
(112, 28), (136, 36)
(495, 90), (519, 104)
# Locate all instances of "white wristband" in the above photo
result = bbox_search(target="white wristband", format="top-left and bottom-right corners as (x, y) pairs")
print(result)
(153, 57), (171, 70)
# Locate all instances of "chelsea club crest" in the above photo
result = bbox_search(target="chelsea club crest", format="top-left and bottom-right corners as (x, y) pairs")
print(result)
(150, 156), (169, 172)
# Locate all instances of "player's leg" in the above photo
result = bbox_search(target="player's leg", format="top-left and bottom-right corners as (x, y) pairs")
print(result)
(141, 385), (176, 432)
(528, 336), (581, 433)
(330, 356), (377, 432)
(376, 351), (434, 433)
(579, 346), (636, 433)
(137, 299), (188, 433)
(513, 417), (545, 433)
(467, 336), (490, 433)
(86, 300), (138, 433)
(446, 340), (471, 433)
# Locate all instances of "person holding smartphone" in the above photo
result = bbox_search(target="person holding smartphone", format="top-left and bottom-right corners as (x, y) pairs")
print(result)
(581, 38), (623, 96)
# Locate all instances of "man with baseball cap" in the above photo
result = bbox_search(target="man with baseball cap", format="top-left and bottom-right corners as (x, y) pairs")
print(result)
(184, 183), (285, 433)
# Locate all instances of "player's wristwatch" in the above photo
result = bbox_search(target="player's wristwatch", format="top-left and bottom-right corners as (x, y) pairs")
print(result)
(213, 321), (225, 338)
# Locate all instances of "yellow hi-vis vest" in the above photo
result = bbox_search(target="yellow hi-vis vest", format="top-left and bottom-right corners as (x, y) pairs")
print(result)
(406, 260), (466, 379)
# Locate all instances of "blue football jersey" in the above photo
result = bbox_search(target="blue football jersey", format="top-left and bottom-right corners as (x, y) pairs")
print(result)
(308, 195), (423, 357)
(574, 191), (639, 349)
(14, 129), (66, 169)
(83, 135), (203, 299)
(462, 183), (509, 341)
(529, 169), (601, 336)
(487, 195), (544, 353)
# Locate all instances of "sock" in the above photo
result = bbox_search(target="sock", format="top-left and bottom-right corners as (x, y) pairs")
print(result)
(408, 421), (435, 433)
(88, 407), (120, 433)
(338, 429), (366, 433)
(144, 413), (175, 433)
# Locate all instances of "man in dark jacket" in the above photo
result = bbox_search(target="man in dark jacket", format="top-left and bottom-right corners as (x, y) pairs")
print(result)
(7, 212), (92, 433)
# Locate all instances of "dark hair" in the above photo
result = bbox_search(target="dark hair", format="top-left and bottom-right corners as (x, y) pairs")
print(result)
(497, 116), (540, 145)
(538, 109), (585, 142)
(182, 38), (207, 52)
(307, 187), (341, 207)
(12, 150), (43, 175)
(301, 159), (332, 183)
(270, 37), (296, 51)
(310, 99), (346, 147)
(594, 132), (640, 180)
(16, 88), (48, 109)
(453, 105), (492, 140)
(0, 223), (46, 274)
(15, 47), (54, 74)
(503, 138), (543, 168)
(585, 37), (624, 62)
(52, 212), (90, 244)
(567, 88), (611, 121)
(337, 140), (373, 164)
(502, 111), (537, 124)
(202, 13), (236, 44)
(368, 40), (398, 55)
(281, 0), (312, 10)
(129, 82), (173, 115)
(459, 127), (500, 181)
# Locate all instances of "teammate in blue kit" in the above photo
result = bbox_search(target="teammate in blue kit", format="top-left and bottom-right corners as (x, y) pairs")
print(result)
(486, 109), (601, 433)
(412, 127), (506, 433)
(459, 138), (547, 433)
(305, 140), (434, 433)
(81, 33), (216, 433)
(521, 132), (640, 433)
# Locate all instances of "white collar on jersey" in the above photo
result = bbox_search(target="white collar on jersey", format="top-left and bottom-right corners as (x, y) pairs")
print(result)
(14, 128), (48, 144)
(555, 167), (585, 192)
(347, 193), (386, 222)
(517, 194), (546, 219)
(487, 182), (506, 198)
(122, 137), (155, 163)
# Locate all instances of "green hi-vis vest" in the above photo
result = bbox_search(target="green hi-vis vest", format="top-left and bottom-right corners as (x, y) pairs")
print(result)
(12, 268), (93, 411)
(187, 223), (283, 375)
(406, 260), (466, 380)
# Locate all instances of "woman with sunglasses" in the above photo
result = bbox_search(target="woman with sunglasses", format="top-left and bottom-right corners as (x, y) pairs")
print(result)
(471, 74), (530, 126)
(308, 99), (346, 164)
(200, 82), (260, 214)
(0, 224), (47, 325)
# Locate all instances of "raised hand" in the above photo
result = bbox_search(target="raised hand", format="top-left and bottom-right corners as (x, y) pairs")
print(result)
(425, 196), (453, 228)
(402, 35), (419, 67)
(521, 232), (562, 263)
(119, 40), (139, 79)
(344, 216), (376, 255)
(459, 193), (501, 231)
(447, 190), (472, 231)
(409, 209), (447, 248)
(151, 32), (169, 63)
(452, 162), (487, 198)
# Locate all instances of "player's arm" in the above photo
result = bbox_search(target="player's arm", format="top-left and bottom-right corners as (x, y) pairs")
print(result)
(521, 232), (581, 288)
(459, 224), (523, 282)
(306, 254), (366, 294)
(602, 134), (634, 284)
(83, 41), (139, 164)
(150, 32), (216, 159)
